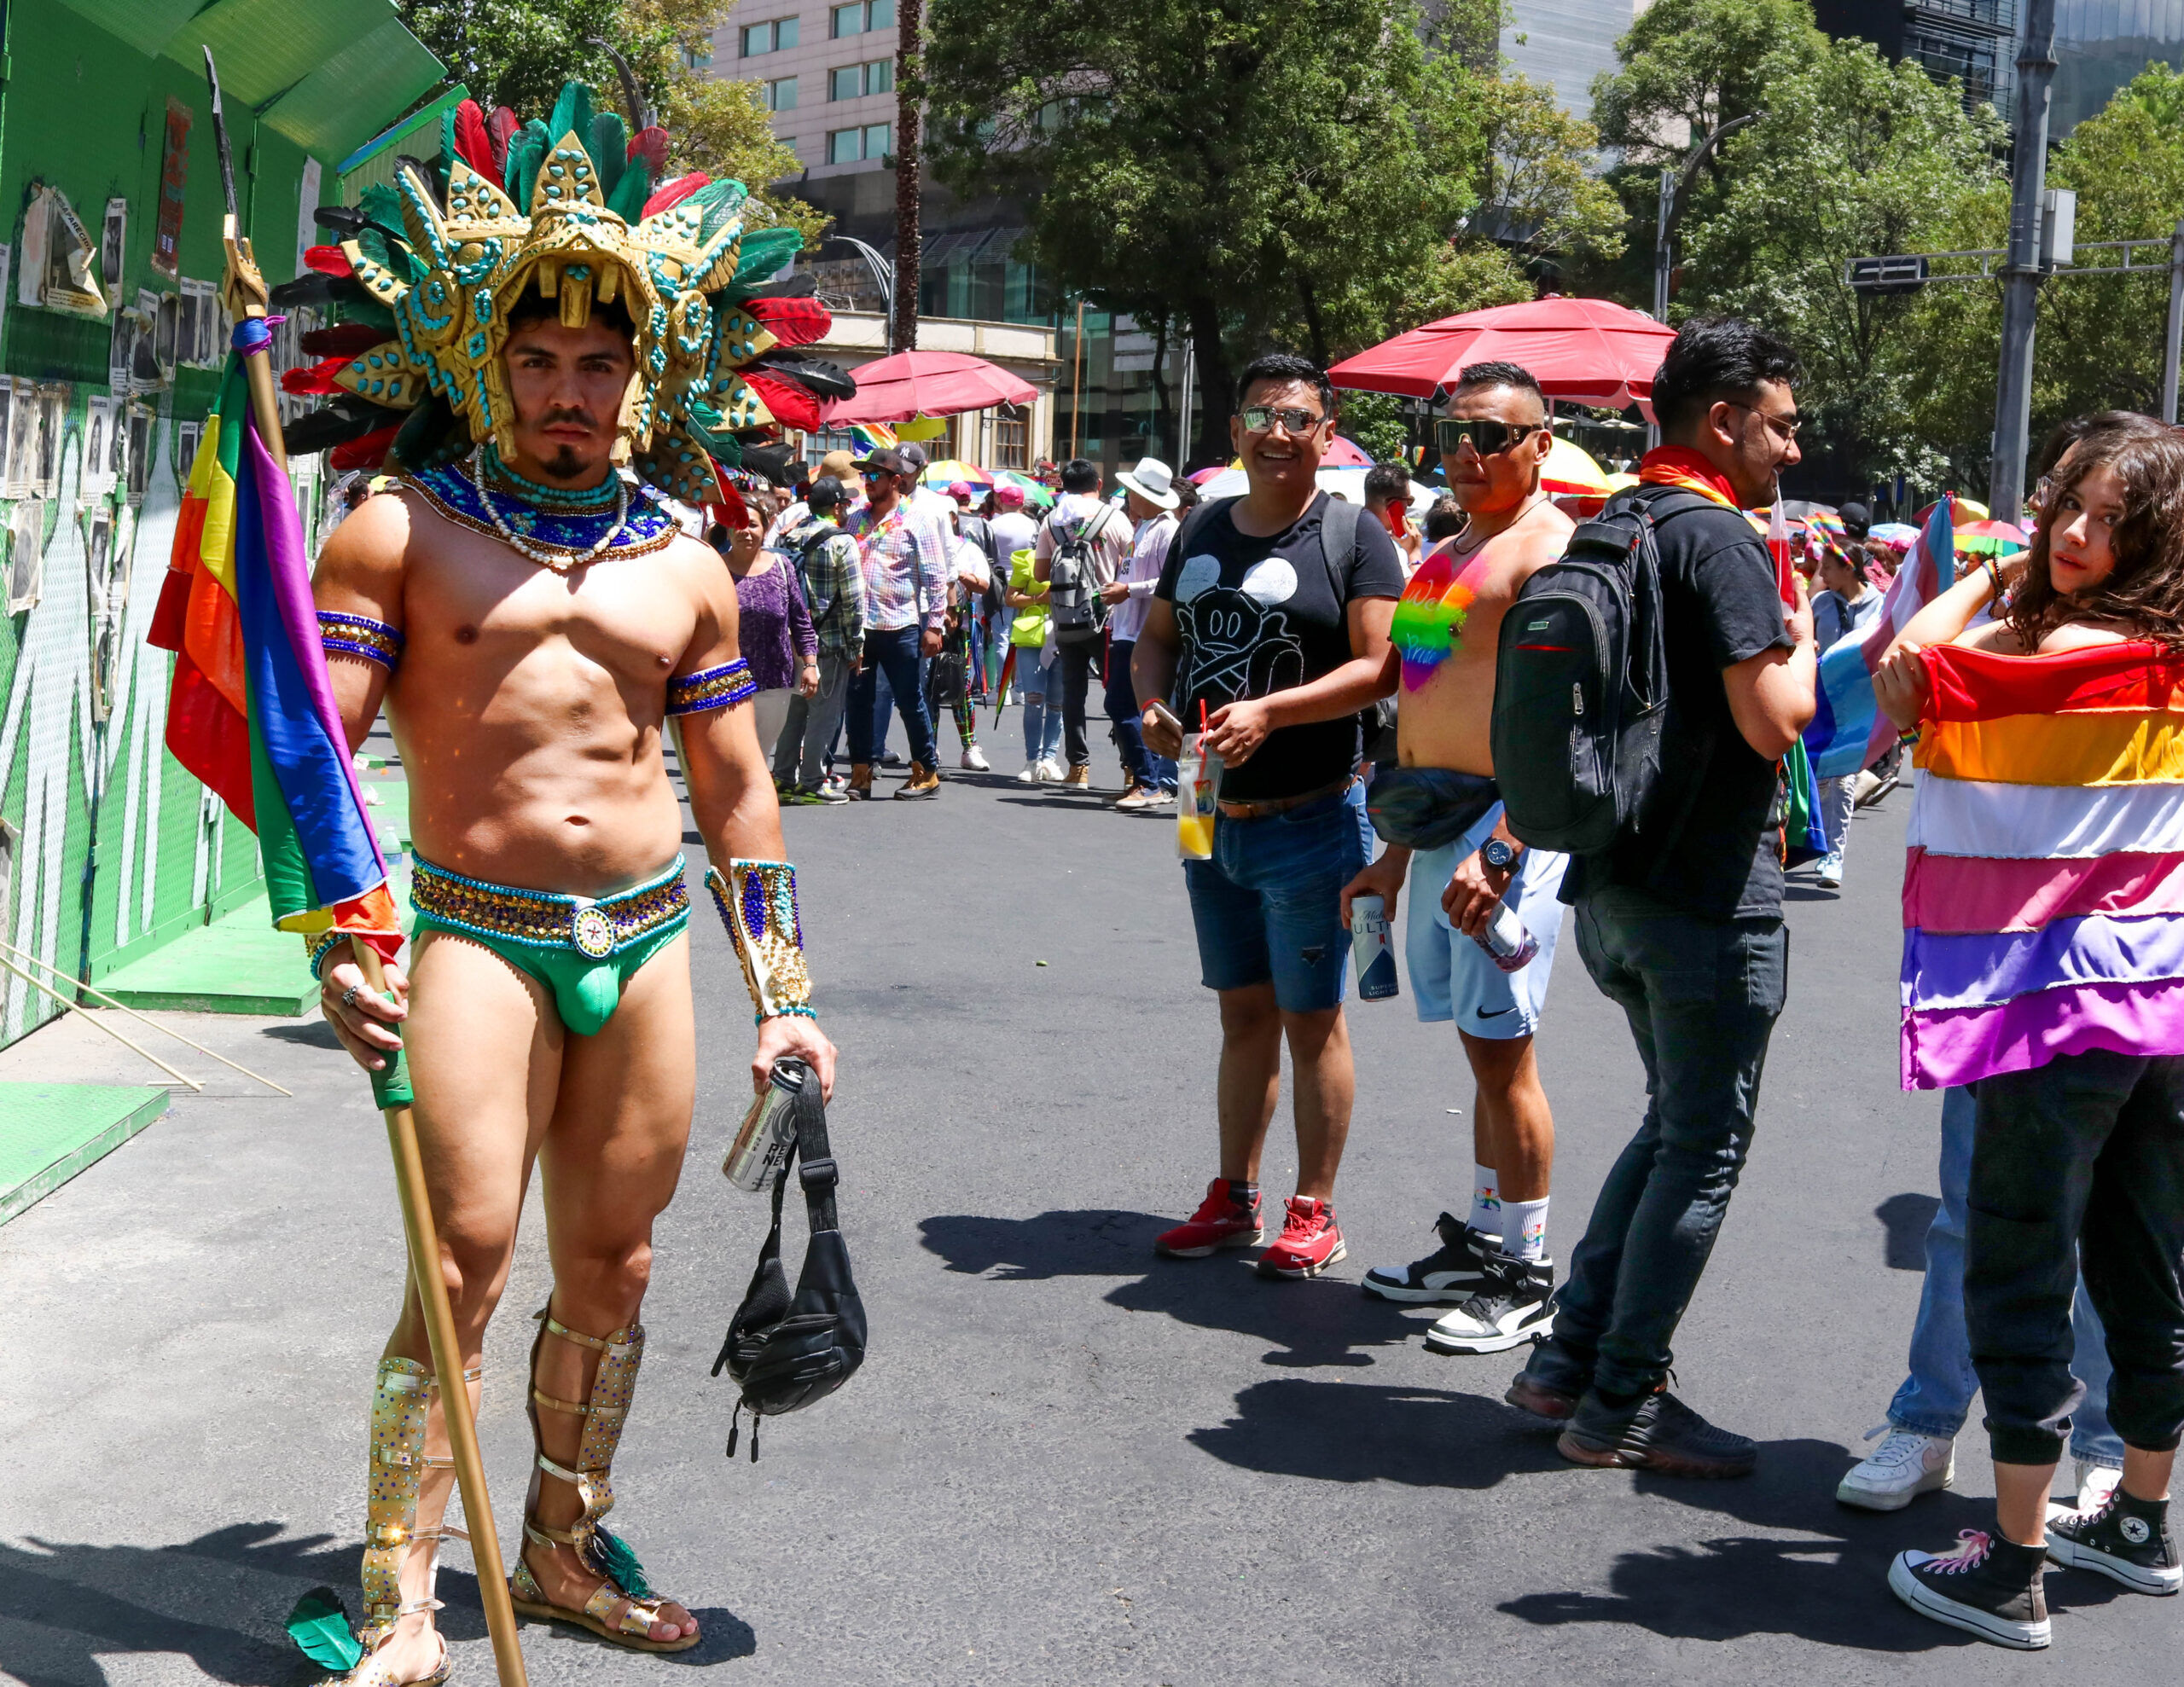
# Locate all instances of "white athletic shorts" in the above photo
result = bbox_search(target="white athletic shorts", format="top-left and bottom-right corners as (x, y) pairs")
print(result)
(1404, 803), (1568, 1041)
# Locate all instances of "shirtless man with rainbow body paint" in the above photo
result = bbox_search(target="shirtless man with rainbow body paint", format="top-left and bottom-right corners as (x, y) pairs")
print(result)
(1339, 358), (1575, 1354)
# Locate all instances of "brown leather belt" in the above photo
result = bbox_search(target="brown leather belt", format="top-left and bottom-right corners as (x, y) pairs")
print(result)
(1216, 774), (1356, 821)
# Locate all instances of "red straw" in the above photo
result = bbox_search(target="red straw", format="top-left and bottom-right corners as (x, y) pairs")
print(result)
(1199, 698), (1208, 731)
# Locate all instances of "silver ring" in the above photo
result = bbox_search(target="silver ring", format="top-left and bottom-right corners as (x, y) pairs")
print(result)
(340, 984), (361, 1008)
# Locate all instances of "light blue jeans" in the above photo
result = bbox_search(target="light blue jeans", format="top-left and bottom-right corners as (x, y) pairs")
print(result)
(1017, 646), (1062, 764)
(1889, 1085), (2124, 1464)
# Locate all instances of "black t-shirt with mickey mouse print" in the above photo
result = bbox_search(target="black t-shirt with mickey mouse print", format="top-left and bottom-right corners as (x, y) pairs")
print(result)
(1154, 492), (1405, 802)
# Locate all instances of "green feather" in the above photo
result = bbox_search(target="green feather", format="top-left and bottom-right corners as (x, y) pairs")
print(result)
(693, 180), (748, 243)
(733, 227), (802, 288)
(338, 293), (398, 336)
(506, 120), (550, 209)
(589, 113), (627, 196)
(549, 81), (594, 151)
(439, 108), (460, 173)
(285, 1587), (363, 1673)
(587, 1528), (655, 1600)
(606, 156), (652, 223)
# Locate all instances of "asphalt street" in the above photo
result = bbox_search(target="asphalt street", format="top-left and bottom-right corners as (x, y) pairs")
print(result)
(2, 735), (2176, 1686)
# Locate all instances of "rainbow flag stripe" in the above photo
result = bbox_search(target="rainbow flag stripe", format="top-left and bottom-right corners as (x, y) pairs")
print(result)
(1901, 640), (2184, 1089)
(149, 356), (398, 954)
(1391, 545), (1477, 692)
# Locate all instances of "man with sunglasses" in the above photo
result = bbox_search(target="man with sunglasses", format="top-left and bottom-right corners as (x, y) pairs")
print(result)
(1134, 352), (1403, 1279)
(1505, 316), (1816, 1477)
(1340, 361), (1576, 1354)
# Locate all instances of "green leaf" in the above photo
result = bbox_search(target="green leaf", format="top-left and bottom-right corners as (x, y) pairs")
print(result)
(587, 1528), (655, 1601)
(285, 1587), (363, 1673)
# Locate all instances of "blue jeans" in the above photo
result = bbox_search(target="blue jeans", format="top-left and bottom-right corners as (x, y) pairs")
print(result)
(1527, 885), (1786, 1399)
(1889, 1086), (2123, 1464)
(848, 626), (937, 769)
(1106, 639), (1176, 791)
(1016, 645), (1062, 764)
(1182, 783), (1369, 1013)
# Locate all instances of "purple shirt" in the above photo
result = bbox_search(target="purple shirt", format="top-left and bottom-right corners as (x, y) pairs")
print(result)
(734, 558), (817, 692)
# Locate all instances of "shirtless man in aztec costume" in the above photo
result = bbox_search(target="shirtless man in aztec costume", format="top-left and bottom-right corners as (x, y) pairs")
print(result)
(275, 85), (839, 1684)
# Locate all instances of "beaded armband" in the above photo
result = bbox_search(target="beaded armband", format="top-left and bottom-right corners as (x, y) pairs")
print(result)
(706, 861), (813, 1023)
(666, 658), (757, 716)
(305, 930), (345, 983)
(318, 611), (405, 674)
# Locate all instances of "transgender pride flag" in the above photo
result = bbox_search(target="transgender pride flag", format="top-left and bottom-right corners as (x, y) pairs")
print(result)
(1900, 640), (2184, 1090)
(1804, 496), (1955, 779)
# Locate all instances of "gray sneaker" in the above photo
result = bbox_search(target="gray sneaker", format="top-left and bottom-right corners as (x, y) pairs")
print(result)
(1558, 1385), (1757, 1478)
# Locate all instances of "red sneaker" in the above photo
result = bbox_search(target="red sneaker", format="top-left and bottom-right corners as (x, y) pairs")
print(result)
(1154, 1179), (1265, 1257)
(1257, 1196), (1346, 1278)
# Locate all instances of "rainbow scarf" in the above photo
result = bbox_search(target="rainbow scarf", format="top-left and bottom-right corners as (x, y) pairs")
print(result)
(148, 354), (399, 959)
(1635, 445), (1737, 508)
(1390, 542), (1485, 691)
(1900, 640), (2184, 1089)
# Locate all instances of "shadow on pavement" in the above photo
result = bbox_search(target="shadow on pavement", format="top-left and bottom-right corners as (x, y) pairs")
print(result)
(1875, 1192), (1941, 1270)
(260, 1023), (340, 1049)
(1188, 1377), (1566, 1487)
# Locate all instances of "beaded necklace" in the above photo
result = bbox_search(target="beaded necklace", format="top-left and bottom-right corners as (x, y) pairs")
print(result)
(403, 452), (679, 572)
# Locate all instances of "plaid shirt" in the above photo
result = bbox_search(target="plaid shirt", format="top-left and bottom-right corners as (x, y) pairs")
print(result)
(845, 498), (949, 635)
(780, 516), (867, 663)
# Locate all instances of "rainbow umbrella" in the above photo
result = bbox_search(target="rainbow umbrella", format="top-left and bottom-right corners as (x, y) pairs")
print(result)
(1955, 518), (2029, 555)
(996, 469), (1054, 507)
(921, 459), (995, 487)
(1540, 436), (1611, 499)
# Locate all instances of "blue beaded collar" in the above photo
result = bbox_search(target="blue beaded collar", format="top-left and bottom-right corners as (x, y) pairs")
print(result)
(404, 454), (680, 568)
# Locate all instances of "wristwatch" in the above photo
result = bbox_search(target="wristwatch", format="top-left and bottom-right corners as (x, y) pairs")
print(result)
(1481, 838), (1521, 872)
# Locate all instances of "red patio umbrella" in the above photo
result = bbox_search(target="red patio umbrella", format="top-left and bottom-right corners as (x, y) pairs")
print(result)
(821, 351), (1038, 425)
(1328, 298), (1677, 415)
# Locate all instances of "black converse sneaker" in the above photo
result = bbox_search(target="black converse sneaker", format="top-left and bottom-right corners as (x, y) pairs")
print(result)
(2047, 1488), (2181, 1595)
(1360, 1211), (1494, 1304)
(1889, 1529), (2050, 1649)
(1422, 1252), (1555, 1354)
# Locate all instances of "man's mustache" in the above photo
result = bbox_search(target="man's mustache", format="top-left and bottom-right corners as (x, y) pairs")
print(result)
(538, 407), (601, 430)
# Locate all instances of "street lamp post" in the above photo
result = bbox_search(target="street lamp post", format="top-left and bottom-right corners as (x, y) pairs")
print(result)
(825, 235), (896, 324)
(1990, 0), (2059, 525)
(1650, 113), (1761, 447)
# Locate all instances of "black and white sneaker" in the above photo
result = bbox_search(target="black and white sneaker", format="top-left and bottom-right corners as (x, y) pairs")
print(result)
(1889, 1530), (2050, 1649)
(2047, 1489), (2181, 1595)
(1423, 1252), (1554, 1354)
(1360, 1211), (1494, 1305)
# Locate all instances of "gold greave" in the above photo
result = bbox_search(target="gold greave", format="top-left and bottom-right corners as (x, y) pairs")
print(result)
(358, 1357), (475, 1651)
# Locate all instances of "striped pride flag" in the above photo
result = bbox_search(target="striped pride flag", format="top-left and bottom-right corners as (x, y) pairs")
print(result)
(148, 355), (399, 961)
(1804, 496), (1955, 779)
(1900, 639), (2184, 1090)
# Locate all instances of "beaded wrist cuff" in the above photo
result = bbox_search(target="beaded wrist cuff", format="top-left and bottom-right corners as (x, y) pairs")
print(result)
(706, 860), (811, 1022)
(667, 658), (757, 716)
(305, 930), (345, 983)
(318, 611), (405, 674)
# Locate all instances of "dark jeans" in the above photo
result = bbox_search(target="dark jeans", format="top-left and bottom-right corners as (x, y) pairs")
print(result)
(1527, 884), (1787, 1400)
(1106, 638), (1176, 791)
(1968, 1050), (2184, 1464)
(847, 626), (937, 769)
(1055, 638), (1101, 768)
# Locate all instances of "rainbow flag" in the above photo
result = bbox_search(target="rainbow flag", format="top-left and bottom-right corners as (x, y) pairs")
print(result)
(148, 357), (399, 959)
(1390, 543), (1480, 692)
(1803, 496), (1955, 780)
(846, 421), (896, 454)
(1900, 640), (2184, 1090)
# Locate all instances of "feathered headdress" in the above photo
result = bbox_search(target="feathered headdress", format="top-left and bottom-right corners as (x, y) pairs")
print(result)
(274, 83), (850, 502)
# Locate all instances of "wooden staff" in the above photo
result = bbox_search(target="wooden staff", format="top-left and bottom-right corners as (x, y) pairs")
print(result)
(0, 951), (202, 1088)
(203, 49), (528, 1687)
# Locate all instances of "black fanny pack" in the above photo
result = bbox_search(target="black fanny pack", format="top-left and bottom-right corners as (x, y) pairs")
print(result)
(1366, 766), (1502, 849)
(713, 1059), (866, 1459)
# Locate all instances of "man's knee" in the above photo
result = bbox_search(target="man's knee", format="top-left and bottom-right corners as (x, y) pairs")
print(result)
(553, 1238), (655, 1332)
(1281, 1004), (1348, 1064)
(1217, 984), (1281, 1047)
(1459, 1029), (1539, 1099)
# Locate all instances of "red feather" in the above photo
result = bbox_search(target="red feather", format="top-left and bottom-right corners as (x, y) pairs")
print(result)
(746, 296), (832, 349)
(281, 356), (354, 397)
(331, 425), (402, 472)
(642, 171), (710, 218)
(487, 107), (520, 176)
(303, 245), (352, 277)
(627, 126), (671, 177)
(299, 323), (387, 358)
(453, 99), (500, 188)
(742, 371), (822, 432)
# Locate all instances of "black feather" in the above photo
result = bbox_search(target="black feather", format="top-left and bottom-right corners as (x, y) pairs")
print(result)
(282, 408), (383, 456)
(751, 351), (856, 401)
(738, 441), (800, 485)
(387, 398), (468, 475)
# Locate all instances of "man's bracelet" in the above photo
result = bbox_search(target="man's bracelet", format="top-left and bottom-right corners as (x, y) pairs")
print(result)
(706, 860), (813, 1022)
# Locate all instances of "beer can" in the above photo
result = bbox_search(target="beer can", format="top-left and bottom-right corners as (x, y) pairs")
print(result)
(1350, 894), (1399, 1000)
(723, 1059), (806, 1192)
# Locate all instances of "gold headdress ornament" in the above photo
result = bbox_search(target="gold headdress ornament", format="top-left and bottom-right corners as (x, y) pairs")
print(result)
(276, 84), (845, 502)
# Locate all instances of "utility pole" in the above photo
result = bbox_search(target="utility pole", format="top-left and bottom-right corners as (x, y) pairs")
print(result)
(1990, 0), (2059, 525)
(2165, 216), (2184, 424)
(891, 0), (922, 354)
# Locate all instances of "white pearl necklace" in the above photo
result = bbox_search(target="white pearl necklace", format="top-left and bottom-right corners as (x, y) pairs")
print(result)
(469, 447), (631, 574)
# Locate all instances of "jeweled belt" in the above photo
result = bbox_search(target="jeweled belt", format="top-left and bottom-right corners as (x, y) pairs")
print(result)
(411, 855), (689, 959)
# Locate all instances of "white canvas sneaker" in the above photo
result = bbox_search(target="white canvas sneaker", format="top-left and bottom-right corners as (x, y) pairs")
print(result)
(2074, 1458), (2123, 1514)
(1838, 1427), (1955, 1510)
(960, 745), (991, 772)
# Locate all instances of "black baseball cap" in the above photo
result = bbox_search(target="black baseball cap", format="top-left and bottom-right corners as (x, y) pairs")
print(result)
(854, 447), (911, 477)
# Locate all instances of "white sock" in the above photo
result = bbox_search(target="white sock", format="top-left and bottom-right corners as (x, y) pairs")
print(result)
(1502, 1195), (1549, 1262)
(1467, 1164), (1499, 1236)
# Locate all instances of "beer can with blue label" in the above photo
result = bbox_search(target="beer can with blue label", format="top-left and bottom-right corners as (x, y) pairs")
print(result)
(1350, 894), (1399, 1000)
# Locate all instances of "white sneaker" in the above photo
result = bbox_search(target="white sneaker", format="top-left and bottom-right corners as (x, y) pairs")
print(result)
(1017, 762), (1041, 783)
(2074, 1458), (2123, 1513)
(1838, 1427), (1955, 1510)
(960, 745), (991, 772)
(1815, 853), (1844, 888)
(1035, 757), (1064, 783)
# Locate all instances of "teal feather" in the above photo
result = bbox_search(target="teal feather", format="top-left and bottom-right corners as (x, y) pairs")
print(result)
(606, 155), (652, 223)
(733, 227), (802, 288)
(338, 293), (398, 336)
(285, 1587), (363, 1673)
(586, 1528), (655, 1600)
(589, 113), (627, 196)
(549, 81), (594, 150)
(506, 120), (550, 209)
(439, 108), (460, 175)
(693, 180), (749, 242)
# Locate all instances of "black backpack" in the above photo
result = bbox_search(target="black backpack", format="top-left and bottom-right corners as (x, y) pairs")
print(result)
(1047, 502), (1120, 645)
(1490, 484), (1712, 856)
(713, 1059), (866, 1460)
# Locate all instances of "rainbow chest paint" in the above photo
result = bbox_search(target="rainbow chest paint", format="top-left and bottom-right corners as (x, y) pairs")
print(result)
(1391, 546), (1484, 693)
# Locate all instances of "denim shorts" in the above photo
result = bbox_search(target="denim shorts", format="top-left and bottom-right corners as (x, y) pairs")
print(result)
(1183, 782), (1370, 1012)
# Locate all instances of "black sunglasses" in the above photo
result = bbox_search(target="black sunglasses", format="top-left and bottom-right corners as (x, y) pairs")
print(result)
(1436, 419), (1546, 456)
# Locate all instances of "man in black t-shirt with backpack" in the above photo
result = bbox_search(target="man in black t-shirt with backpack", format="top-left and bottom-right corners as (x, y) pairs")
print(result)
(1133, 352), (1405, 1280)
(1502, 317), (1817, 1475)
